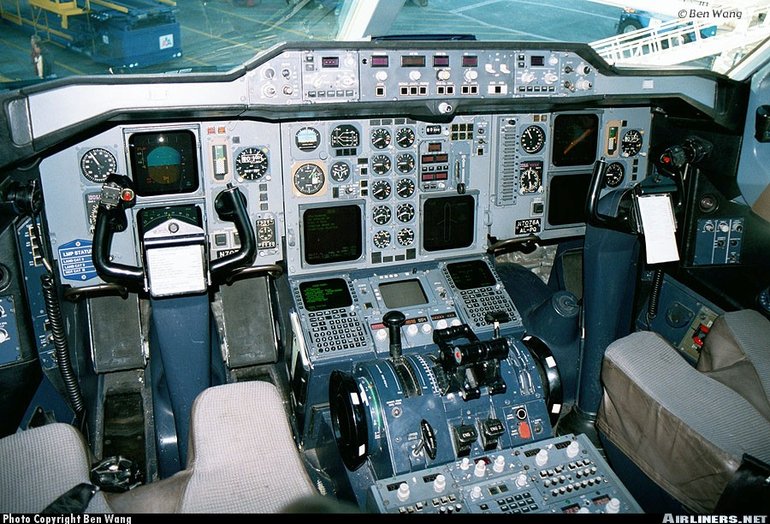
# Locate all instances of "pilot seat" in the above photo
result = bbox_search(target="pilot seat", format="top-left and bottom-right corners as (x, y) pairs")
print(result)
(0, 381), (317, 513)
(597, 309), (770, 513)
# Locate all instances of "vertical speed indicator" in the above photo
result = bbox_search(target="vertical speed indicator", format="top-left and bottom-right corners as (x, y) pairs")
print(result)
(520, 125), (546, 154)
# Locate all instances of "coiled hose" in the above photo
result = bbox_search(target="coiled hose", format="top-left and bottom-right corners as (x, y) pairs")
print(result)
(41, 274), (84, 414)
(646, 268), (665, 327)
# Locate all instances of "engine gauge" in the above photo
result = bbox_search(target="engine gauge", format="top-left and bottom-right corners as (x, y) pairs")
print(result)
(371, 154), (392, 175)
(396, 203), (415, 222)
(621, 129), (643, 157)
(293, 163), (325, 195)
(330, 124), (360, 148)
(397, 227), (415, 246)
(80, 148), (117, 183)
(235, 147), (269, 180)
(605, 162), (625, 188)
(396, 178), (415, 198)
(520, 125), (546, 154)
(370, 128), (392, 149)
(519, 165), (542, 194)
(395, 127), (416, 148)
(373, 230), (391, 249)
(372, 205), (392, 225)
(371, 180), (392, 200)
(396, 153), (416, 174)
(330, 161), (351, 182)
(295, 127), (321, 152)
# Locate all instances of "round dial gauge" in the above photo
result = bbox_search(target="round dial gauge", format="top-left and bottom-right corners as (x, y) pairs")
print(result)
(293, 163), (325, 195)
(520, 125), (546, 154)
(397, 228), (415, 246)
(621, 129), (643, 157)
(397, 203), (415, 222)
(519, 167), (542, 193)
(396, 153), (416, 174)
(395, 127), (416, 148)
(371, 180), (392, 200)
(330, 124), (360, 149)
(371, 154), (392, 175)
(370, 128), (392, 149)
(235, 147), (268, 180)
(80, 148), (117, 183)
(605, 162), (625, 188)
(372, 205), (392, 225)
(330, 161), (351, 182)
(295, 127), (321, 152)
(373, 230), (391, 249)
(396, 178), (416, 198)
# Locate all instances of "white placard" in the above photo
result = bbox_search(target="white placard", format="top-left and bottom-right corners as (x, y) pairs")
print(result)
(146, 244), (207, 297)
(637, 194), (680, 265)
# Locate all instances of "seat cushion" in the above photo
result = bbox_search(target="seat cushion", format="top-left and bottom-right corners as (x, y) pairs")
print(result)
(697, 310), (770, 421)
(178, 381), (316, 513)
(0, 423), (111, 513)
(597, 331), (770, 513)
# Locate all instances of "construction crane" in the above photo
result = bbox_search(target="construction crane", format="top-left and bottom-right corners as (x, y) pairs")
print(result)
(0, 0), (182, 69)
(590, 1), (770, 73)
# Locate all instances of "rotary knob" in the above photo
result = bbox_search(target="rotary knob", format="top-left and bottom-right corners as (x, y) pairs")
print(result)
(409, 70), (422, 81)
(474, 460), (486, 478)
(535, 449), (549, 467)
(375, 71), (388, 82)
(433, 474), (446, 493)
(437, 69), (451, 81)
(464, 69), (478, 82)
(397, 483), (410, 502)
(515, 473), (528, 488)
(493, 456), (505, 473)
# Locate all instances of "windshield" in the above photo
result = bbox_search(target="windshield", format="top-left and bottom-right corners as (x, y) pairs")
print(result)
(1, 0), (768, 89)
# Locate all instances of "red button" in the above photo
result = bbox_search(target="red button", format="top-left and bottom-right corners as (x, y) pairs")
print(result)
(518, 421), (531, 439)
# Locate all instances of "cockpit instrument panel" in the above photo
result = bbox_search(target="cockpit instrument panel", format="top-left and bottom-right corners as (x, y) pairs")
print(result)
(282, 116), (490, 276)
(40, 121), (285, 288)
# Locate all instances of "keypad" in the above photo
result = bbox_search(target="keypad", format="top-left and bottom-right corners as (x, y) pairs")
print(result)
(307, 307), (367, 354)
(459, 288), (518, 328)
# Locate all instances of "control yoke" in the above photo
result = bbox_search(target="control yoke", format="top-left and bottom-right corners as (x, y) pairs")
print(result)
(210, 184), (257, 281)
(92, 175), (144, 288)
(92, 176), (257, 291)
(585, 157), (635, 233)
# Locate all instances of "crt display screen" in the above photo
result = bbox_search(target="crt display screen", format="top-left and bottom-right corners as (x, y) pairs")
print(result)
(299, 279), (353, 312)
(379, 279), (428, 309)
(422, 195), (475, 252)
(303, 205), (363, 265)
(128, 130), (199, 196)
(552, 114), (599, 167)
(547, 173), (592, 226)
(446, 260), (496, 290)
